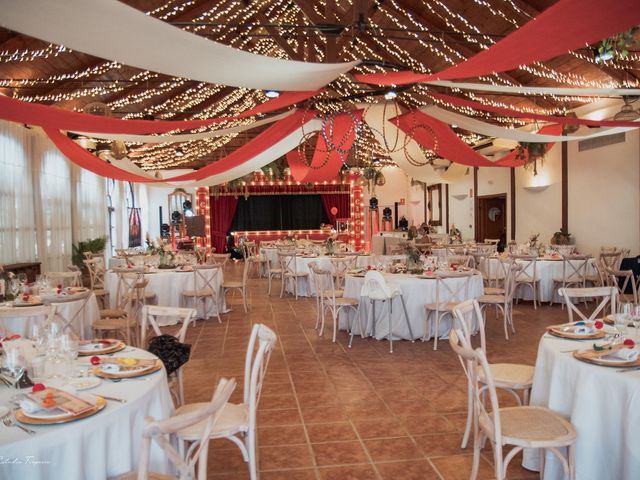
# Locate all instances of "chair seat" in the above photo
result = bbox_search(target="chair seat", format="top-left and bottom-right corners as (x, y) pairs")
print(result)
(176, 402), (248, 440)
(484, 287), (504, 295)
(477, 294), (505, 305)
(181, 288), (214, 297)
(481, 363), (534, 389)
(488, 406), (576, 447)
(322, 289), (344, 298)
(99, 308), (126, 319)
(425, 302), (458, 311)
(515, 277), (539, 283)
(126, 291), (155, 300)
(330, 296), (359, 306)
(110, 471), (175, 480)
(284, 272), (309, 278)
(268, 268), (283, 275)
(551, 277), (584, 284)
(223, 281), (243, 289)
(94, 317), (137, 330)
(92, 288), (109, 297)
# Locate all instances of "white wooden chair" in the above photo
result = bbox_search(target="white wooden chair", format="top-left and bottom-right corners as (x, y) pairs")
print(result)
(424, 270), (474, 350)
(0, 304), (56, 338)
(83, 257), (109, 309)
(180, 265), (223, 323)
(175, 324), (277, 480)
(141, 305), (196, 407)
(208, 253), (230, 271)
(606, 267), (638, 305)
(449, 330), (576, 480)
(558, 286), (618, 323)
(311, 264), (359, 343)
(111, 377), (236, 480)
(550, 255), (590, 307)
(47, 290), (92, 339)
(264, 254), (283, 296)
(476, 264), (521, 340)
(359, 271), (414, 353)
(46, 271), (81, 288)
(278, 251), (309, 300)
(222, 257), (252, 313)
(330, 256), (357, 290)
(510, 254), (540, 309)
(452, 299), (534, 449)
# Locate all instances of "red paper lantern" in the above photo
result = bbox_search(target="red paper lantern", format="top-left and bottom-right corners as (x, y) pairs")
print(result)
(330, 207), (338, 215)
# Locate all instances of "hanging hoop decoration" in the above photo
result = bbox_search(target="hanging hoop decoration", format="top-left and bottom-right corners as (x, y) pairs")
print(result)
(320, 110), (361, 156)
(401, 120), (440, 167)
(363, 101), (415, 156)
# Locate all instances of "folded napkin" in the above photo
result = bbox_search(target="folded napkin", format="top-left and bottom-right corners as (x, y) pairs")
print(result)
(19, 398), (43, 414)
(605, 348), (639, 362)
(572, 325), (596, 335)
(99, 364), (121, 373)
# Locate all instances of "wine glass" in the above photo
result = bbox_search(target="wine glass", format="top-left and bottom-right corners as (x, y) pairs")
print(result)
(9, 279), (21, 299)
(4, 345), (25, 389)
(616, 302), (633, 339)
(632, 304), (640, 342)
(29, 324), (47, 355)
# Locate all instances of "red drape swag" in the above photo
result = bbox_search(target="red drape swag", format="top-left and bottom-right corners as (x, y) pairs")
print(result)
(0, 90), (320, 134)
(286, 111), (361, 182)
(393, 111), (562, 168)
(43, 109), (316, 183)
(209, 196), (239, 253)
(320, 194), (351, 226)
(355, 0), (640, 86)
(429, 92), (640, 129)
(392, 111), (497, 167)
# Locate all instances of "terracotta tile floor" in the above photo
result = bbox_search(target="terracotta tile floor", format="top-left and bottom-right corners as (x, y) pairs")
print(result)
(178, 262), (571, 479)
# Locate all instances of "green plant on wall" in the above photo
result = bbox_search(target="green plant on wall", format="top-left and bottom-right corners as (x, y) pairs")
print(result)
(516, 142), (547, 176)
(72, 236), (107, 267)
(596, 27), (638, 62)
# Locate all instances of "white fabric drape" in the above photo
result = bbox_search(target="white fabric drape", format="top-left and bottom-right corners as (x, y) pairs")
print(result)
(0, 120), (109, 271)
(426, 80), (640, 97)
(0, 0), (359, 91)
(0, 122), (38, 265)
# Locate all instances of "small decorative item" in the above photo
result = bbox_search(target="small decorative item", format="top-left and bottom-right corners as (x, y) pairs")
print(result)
(325, 234), (337, 255)
(398, 216), (409, 231)
(449, 224), (462, 244)
(404, 243), (422, 272)
(551, 229), (572, 245)
(369, 196), (379, 209)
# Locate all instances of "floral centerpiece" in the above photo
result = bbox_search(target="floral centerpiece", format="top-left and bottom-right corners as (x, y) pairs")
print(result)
(404, 242), (423, 273)
(325, 232), (338, 255)
(526, 233), (545, 256)
(194, 246), (207, 265)
(449, 224), (462, 244)
(146, 235), (176, 269)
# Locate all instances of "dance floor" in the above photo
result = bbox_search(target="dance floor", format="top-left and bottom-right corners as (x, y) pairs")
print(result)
(180, 262), (564, 480)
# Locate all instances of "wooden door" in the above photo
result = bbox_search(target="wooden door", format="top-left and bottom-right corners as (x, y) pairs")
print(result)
(476, 194), (506, 245)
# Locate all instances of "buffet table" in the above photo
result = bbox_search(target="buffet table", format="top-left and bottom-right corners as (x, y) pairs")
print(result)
(0, 346), (173, 480)
(340, 271), (484, 340)
(523, 331), (640, 479)
(0, 293), (99, 340)
(104, 268), (227, 324)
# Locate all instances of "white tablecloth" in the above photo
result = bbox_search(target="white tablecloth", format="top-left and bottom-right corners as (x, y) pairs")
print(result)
(523, 332), (640, 479)
(0, 294), (100, 340)
(340, 272), (484, 340)
(105, 269), (227, 324)
(371, 235), (407, 255)
(0, 347), (174, 480)
(483, 258), (596, 303)
(277, 255), (405, 297)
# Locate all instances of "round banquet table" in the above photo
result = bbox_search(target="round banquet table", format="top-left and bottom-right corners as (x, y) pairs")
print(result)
(271, 254), (406, 297)
(522, 331), (640, 479)
(104, 268), (227, 325)
(483, 257), (597, 303)
(0, 293), (99, 340)
(339, 271), (484, 340)
(0, 346), (174, 480)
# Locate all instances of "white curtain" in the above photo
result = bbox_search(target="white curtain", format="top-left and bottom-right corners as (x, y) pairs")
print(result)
(0, 122), (38, 265)
(0, 120), (111, 272)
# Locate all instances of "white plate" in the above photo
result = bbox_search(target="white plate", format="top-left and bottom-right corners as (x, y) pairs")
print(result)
(78, 343), (112, 353)
(23, 394), (96, 419)
(97, 364), (147, 376)
(67, 377), (101, 390)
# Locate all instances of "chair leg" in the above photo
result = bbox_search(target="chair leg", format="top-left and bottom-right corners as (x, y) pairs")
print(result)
(387, 300), (393, 353)
(433, 310), (441, 350)
(332, 308), (339, 343)
(461, 374), (473, 449)
(471, 431), (483, 480)
(371, 300), (376, 338)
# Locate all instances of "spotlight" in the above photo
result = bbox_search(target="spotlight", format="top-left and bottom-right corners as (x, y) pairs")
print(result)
(175, 147), (184, 157)
(265, 90), (280, 98)
(384, 89), (397, 100)
(451, 123), (458, 129)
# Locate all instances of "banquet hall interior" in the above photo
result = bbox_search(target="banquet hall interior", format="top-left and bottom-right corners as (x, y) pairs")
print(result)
(0, 0), (639, 479)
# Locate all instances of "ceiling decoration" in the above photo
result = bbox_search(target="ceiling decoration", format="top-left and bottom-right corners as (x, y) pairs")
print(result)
(0, 0), (638, 174)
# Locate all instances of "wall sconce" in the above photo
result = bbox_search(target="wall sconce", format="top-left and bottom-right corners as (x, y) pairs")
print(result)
(523, 185), (550, 193)
(452, 193), (468, 200)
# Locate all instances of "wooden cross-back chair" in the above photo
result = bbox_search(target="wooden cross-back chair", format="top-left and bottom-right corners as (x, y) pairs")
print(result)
(558, 286), (618, 323)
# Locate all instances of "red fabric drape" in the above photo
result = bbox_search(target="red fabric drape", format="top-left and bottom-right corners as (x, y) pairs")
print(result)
(493, 124), (563, 167)
(286, 112), (361, 182)
(429, 92), (640, 128)
(0, 90), (320, 134)
(355, 0), (640, 86)
(43, 109), (316, 182)
(320, 193), (350, 226)
(209, 196), (239, 253)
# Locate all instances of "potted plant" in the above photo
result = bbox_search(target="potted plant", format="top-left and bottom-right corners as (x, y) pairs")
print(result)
(551, 229), (572, 245)
(516, 142), (547, 176)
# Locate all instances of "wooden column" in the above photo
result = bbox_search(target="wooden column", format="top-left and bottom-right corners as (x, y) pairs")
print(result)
(510, 167), (516, 240)
(473, 167), (479, 241)
(445, 183), (450, 232)
(562, 142), (568, 232)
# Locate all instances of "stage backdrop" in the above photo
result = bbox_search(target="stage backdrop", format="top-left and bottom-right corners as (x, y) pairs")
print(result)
(231, 194), (329, 231)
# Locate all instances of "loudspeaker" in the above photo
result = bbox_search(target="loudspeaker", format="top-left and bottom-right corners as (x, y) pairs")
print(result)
(185, 215), (205, 237)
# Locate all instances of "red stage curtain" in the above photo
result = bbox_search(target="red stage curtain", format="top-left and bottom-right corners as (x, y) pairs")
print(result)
(321, 193), (350, 226)
(429, 92), (640, 128)
(355, 0), (640, 86)
(0, 90), (319, 134)
(210, 196), (239, 253)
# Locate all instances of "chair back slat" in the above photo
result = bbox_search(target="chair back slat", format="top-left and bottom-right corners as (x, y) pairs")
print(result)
(140, 305), (196, 347)
(558, 286), (618, 322)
